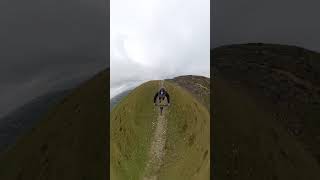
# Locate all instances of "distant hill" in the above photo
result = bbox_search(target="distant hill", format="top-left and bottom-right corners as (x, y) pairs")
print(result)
(111, 76), (210, 180)
(212, 43), (320, 180)
(0, 70), (108, 179)
(110, 89), (132, 111)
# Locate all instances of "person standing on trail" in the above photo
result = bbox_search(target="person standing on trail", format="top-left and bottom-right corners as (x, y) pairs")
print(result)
(153, 87), (170, 106)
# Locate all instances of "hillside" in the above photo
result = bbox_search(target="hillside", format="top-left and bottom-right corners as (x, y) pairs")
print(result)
(111, 77), (210, 180)
(212, 43), (320, 179)
(0, 70), (108, 179)
(167, 75), (210, 110)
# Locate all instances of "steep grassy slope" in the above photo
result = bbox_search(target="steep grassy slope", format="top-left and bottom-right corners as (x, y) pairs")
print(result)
(111, 81), (158, 180)
(0, 70), (108, 180)
(111, 79), (210, 180)
(212, 43), (320, 179)
(159, 80), (210, 180)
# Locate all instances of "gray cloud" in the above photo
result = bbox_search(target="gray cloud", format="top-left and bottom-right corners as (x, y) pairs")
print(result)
(111, 0), (210, 98)
(212, 0), (320, 51)
(0, 0), (108, 118)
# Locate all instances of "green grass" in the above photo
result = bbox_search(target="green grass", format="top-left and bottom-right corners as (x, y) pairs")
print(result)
(110, 79), (210, 180)
(0, 70), (108, 180)
(158, 81), (210, 180)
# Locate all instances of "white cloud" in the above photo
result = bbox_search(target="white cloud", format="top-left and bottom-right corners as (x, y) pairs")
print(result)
(111, 0), (210, 98)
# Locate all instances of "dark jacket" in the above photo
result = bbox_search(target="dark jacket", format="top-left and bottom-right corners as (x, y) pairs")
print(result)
(153, 88), (170, 103)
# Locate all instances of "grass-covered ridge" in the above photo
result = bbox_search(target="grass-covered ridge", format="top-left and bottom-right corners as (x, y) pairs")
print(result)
(111, 78), (210, 180)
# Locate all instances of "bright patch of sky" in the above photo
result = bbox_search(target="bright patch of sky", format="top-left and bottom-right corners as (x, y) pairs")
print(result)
(110, 0), (210, 98)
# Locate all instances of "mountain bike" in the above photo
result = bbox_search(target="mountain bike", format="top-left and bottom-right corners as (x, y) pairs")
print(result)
(155, 103), (169, 115)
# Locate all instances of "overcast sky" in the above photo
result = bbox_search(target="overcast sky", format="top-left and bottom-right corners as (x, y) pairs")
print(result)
(212, 0), (320, 51)
(110, 0), (210, 98)
(0, 0), (107, 118)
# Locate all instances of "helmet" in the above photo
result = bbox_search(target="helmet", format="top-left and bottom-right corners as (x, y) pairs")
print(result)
(159, 88), (165, 97)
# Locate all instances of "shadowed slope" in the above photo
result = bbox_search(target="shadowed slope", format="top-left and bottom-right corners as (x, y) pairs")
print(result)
(0, 89), (71, 154)
(212, 43), (320, 179)
(0, 70), (108, 180)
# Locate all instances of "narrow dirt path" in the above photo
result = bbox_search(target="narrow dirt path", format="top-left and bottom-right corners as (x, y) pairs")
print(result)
(143, 81), (168, 180)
